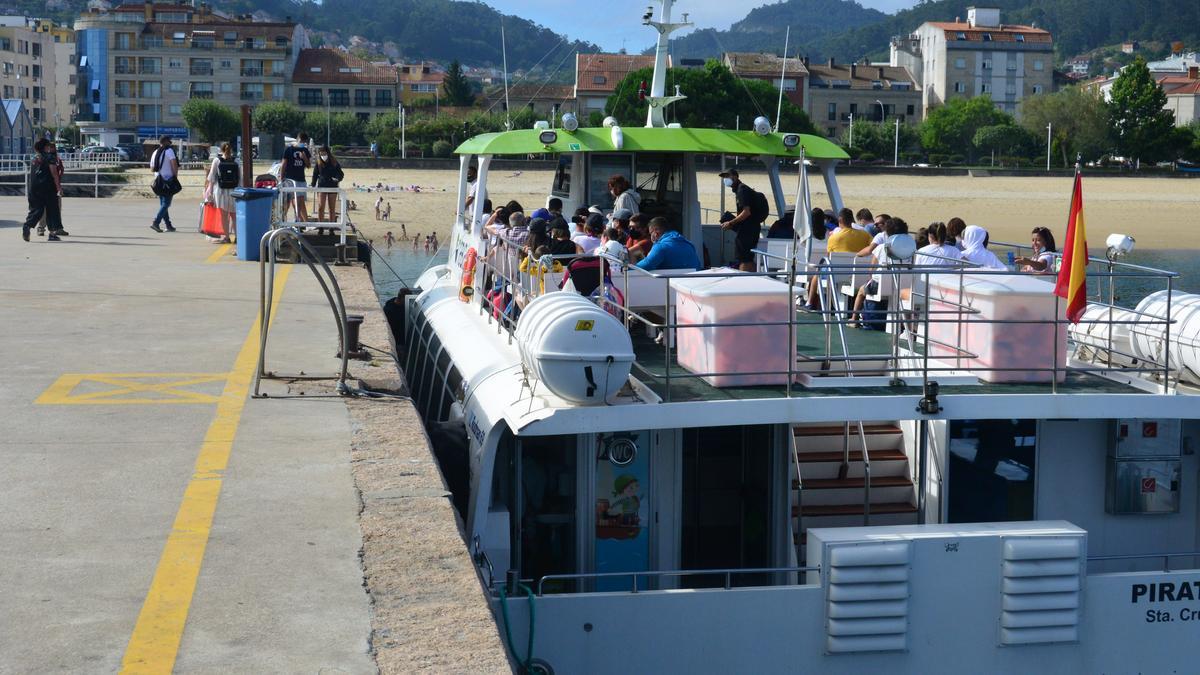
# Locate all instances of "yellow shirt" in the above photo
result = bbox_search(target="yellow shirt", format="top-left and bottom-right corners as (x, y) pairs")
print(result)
(827, 227), (872, 253)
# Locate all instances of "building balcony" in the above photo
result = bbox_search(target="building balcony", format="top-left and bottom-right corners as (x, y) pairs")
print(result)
(190, 91), (214, 99)
(240, 92), (264, 101)
(114, 66), (135, 74)
(190, 66), (213, 76)
(240, 68), (262, 77)
(140, 67), (161, 75)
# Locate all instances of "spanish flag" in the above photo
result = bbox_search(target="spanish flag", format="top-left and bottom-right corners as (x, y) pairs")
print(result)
(1054, 171), (1088, 323)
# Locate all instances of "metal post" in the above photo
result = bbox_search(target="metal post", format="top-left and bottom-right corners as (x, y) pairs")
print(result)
(893, 117), (900, 168)
(917, 420), (928, 524)
(1164, 277), (1173, 394)
(1046, 122), (1052, 171)
(848, 112), (853, 152)
(240, 104), (252, 188)
(399, 104), (406, 159)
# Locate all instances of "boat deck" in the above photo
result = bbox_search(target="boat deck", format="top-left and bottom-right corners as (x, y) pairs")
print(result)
(630, 312), (1147, 401)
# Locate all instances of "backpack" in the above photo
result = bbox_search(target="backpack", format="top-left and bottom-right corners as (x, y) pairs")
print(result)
(747, 188), (770, 224)
(29, 157), (54, 195)
(216, 157), (240, 189)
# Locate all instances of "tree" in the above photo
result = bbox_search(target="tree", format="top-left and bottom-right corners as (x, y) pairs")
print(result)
(1108, 56), (1177, 164)
(252, 101), (305, 135)
(181, 99), (240, 144)
(300, 112), (366, 146)
(442, 60), (474, 106)
(919, 96), (1012, 161)
(840, 119), (920, 161)
(972, 124), (1036, 162)
(605, 60), (817, 135)
(1020, 87), (1110, 167)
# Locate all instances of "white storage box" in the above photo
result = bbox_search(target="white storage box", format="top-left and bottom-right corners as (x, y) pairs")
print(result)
(927, 273), (1066, 383)
(671, 274), (793, 387)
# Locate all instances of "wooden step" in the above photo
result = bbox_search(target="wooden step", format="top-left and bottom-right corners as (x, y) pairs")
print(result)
(793, 448), (907, 463)
(795, 501), (918, 518)
(794, 475), (912, 490)
(793, 423), (901, 438)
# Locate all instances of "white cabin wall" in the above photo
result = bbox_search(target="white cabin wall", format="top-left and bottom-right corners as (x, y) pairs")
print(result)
(1037, 419), (1200, 572)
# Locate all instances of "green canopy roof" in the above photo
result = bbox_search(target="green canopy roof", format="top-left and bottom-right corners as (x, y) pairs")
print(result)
(454, 126), (848, 160)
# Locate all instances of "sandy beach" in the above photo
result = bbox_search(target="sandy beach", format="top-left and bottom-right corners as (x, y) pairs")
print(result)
(328, 168), (1196, 251)
(116, 165), (1196, 250)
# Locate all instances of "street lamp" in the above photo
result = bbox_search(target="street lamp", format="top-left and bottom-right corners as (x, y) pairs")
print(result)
(875, 99), (885, 122)
(398, 103), (406, 159)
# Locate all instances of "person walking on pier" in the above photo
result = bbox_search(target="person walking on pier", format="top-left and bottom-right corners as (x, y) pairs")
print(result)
(149, 135), (180, 233)
(22, 139), (65, 242)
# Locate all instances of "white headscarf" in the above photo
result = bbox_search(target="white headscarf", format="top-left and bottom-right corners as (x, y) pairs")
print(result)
(959, 225), (1006, 270)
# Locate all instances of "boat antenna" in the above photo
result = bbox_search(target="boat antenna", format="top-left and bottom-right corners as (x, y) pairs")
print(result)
(501, 19), (512, 130)
(643, 0), (692, 128)
(774, 27), (790, 131)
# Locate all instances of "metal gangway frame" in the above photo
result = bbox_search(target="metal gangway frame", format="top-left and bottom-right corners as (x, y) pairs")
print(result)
(253, 227), (351, 398)
(273, 183), (353, 264)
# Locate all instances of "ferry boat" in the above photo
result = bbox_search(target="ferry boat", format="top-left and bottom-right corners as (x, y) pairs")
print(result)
(393, 2), (1200, 671)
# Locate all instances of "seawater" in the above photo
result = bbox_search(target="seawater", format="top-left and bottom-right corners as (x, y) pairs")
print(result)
(368, 247), (1198, 307)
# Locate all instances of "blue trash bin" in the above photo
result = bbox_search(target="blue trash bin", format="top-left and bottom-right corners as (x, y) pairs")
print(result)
(232, 187), (277, 261)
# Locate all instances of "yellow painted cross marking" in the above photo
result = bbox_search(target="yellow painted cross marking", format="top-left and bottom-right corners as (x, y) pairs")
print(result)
(35, 373), (229, 405)
(120, 265), (291, 673)
(204, 243), (232, 264)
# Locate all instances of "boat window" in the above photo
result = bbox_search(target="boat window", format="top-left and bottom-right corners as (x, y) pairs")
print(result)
(947, 419), (1037, 523)
(588, 154), (634, 211)
(634, 153), (684, 225)
(552, 154), (572, 197)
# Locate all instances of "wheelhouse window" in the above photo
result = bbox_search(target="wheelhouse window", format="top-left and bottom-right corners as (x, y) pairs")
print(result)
(552, 155), (572, 197)
(948, 419), (1037, 523)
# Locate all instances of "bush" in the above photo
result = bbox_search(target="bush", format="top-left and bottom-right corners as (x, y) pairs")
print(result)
(947, 154), (966, 164)
(432, 140), (453, 158)
(857, 152), (878, 162)
(928, 153), (948, 165)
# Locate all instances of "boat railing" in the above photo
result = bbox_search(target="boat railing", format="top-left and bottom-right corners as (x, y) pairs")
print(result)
(472, 232), (1184, 400)
(532, 565), (822, 596)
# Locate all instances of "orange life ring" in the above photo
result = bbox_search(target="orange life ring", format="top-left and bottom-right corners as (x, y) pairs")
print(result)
(459, 247), (478, 302)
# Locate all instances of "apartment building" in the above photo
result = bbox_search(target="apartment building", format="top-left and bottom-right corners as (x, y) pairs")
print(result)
(479, 83), (576, 118)
(74, 1), (307, 145)
(292, 48), (397, 121)
(574, 53), (657, 117)
(804, 58), (922, 139)
(890, 6), (1053, 118)
(398, 62), (444, 107)
(0, 16), (76, 129)
(722, 52), (809, 111)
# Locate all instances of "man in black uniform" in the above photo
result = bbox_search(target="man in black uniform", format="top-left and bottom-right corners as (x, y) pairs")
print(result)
(718, 168), (769, 271)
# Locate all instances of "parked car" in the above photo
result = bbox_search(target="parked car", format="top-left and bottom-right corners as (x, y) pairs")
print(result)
(116, 143), (146, 162)
(81, 145), (129, 161)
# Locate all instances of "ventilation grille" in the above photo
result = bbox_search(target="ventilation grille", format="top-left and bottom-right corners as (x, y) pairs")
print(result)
(825, 541), (911, 654)
(999, 536), (1084, 646)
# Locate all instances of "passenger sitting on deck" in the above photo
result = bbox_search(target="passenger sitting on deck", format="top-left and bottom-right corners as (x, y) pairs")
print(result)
(805, 209), (870, 309)
(574, 214), (605, 255)
(635, 217), (701, 271)
(1014, 226), (1057, 274)
(856, 212), (892, 258)
(848, 217), (909, 326)
(609, 208), (634, 238)
(856, 208), (876, 234)
(625, 216), (652, 264)
(914, 222), (962, 266)
(766, 210), (795, 239)
(597, 228), (629, 266)
(959, 225), (1007, 270)
(946, 217), (967, 250)
(548, 223), (580, 258)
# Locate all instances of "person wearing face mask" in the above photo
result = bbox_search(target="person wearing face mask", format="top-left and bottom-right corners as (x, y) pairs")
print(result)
(22, 139), (66, 241)
(717, 168), (770, 272)
(311, 145), (345, 222)
(608, 174), (640, 216)
(636, 217), (701, 271)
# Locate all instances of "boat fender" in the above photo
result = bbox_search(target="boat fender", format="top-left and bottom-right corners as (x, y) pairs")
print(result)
(610, 125), (624, 150)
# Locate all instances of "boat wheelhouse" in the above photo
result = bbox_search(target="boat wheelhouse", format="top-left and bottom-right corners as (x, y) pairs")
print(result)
(393, 2), (1200, 672)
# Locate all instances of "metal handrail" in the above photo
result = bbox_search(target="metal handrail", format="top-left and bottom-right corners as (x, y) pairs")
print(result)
(472, 535), (496, 590)
(535, 565), (821, 595)
(789, 429), (804, 564)
(253, 227), (350, 397)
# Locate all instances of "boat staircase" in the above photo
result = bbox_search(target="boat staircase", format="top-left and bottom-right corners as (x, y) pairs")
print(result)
(789, 422), (919, 559)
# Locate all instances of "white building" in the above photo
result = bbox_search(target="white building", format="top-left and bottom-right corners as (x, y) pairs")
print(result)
(890, 6), (1054, 118)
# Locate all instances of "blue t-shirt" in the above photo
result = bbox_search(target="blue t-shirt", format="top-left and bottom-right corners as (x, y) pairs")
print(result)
(635, 231), (702, 271)
(282, 145), (310, 182)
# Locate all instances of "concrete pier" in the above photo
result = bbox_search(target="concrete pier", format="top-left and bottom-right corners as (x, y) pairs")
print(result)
(0, 197), (507, 672)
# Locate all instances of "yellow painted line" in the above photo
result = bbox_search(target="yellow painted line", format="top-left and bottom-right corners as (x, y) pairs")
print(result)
(120, 265), (291, 674)
(36, 373), (228, 405)
(204, 243), (233, 264)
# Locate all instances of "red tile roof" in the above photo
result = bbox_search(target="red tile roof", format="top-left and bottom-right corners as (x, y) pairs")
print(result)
(725, 52), (809, 78)
(930, 21), (1052, 44)
(293, 48), (398, 85)
(576, 53), (657, 93)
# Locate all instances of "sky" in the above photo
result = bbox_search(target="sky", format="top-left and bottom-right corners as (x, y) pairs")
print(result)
(484, 0), (916, 52)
